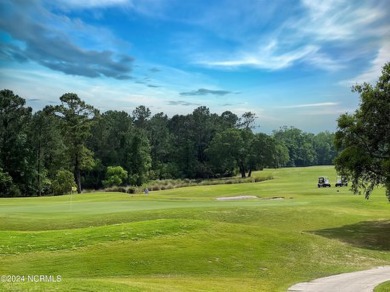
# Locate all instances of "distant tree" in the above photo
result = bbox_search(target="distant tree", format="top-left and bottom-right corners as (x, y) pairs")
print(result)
(133, 105), (151, 129)
(125, 130), (152, 186)
(191, 106), (217, 177)
(168, 114), (196, 178)
(220, 111), (239, 129)
(248, 133), (277, 174)
(239, 129), (256, 177)
(0, 89), (33, 196)
(206, 128), (244, 177)
(89, 110), (134, 167)
(103, 166), (128, 187)
(148, 112), (173, 179)
(335, 63), (390, 201)
(29, 110), (67, 196)
(273, 142), (290, 168)
(313, 131), (337, 165)
(87, 110), (133, 189)
(46, 93), (99, 193)
(207, 128), (276, 178)
(273, 126), (316, 167)
(0, 167), (13, 197)
(168, 108), (216, 179)
(52, 170), (76, 196)
(237, 111), (257, 129)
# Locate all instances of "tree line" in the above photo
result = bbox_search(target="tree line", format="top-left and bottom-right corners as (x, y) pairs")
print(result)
(0, 89), (337, 197)
(1, 63), (388, 199)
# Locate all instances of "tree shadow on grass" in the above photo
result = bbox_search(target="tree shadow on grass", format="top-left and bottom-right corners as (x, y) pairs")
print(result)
(311, 220), (390, 251)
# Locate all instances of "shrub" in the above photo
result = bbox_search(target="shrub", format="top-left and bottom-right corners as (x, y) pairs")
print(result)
(255, 176), (273, 182)
(0, 168), (13, 197)
(103, 166), (128, 187)
(127, 188), (136, 194)
(52, 170), (76, 196)
(105, 186), (127, 193)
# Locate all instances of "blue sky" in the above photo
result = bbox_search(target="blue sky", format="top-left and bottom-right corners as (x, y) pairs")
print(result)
(0, 0), (389, 133)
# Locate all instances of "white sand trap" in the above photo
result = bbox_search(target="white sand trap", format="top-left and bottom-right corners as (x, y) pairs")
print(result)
(216, 195), (258, 201)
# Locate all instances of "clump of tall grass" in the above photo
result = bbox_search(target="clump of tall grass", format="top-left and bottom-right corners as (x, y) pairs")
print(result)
(104, 186), (128, 193)
(104, 175), (272, 194)
(104, 186), (140, 194)
(145, 175), (273, 192)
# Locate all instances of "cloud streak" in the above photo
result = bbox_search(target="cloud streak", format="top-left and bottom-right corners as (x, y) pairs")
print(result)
(197, 43), (319, 70)
(278, 102), (339, 109)
(168, 100), (200, 106)
(298, 0), (386, 41)
(53, 0), (130, 9)
(180, 88), (233, 96)
(340, 40), (390, 86)
(191, 0), (389, 71)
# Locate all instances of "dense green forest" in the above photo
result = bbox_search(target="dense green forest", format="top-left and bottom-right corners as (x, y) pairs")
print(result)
(0, 89), (337, 197)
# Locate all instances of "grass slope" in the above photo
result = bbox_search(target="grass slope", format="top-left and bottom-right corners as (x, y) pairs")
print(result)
(375, 281), (390, 292)
(0, 166), (389, 291)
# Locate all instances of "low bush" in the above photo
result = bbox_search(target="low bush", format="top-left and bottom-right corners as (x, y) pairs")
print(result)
(52, 170), (76, 196)
(127, 188), (136, 194)
(105, 186), (127, 193)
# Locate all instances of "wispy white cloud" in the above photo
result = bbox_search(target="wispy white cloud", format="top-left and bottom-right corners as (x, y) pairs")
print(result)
(304, 51), (345, 71)
(197, 42), (318, 70)
(191, 0), (388, 71)
(55, 0), (183, 20)
(340, 40), (390, 86)
(278, 102), (339, 109)
(180, 88), (233, 96)
(50, 0), (130, 9)
(298, 0), (385, 41)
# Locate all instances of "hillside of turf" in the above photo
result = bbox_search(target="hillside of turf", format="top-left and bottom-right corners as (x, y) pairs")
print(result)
(0, 166), (389, 291)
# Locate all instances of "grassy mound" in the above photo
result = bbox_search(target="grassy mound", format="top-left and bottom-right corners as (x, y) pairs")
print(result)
(0, 166), (389, 291)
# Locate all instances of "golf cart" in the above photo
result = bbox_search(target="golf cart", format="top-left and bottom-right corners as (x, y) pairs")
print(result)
(335, 176), (348, 187)
(318, 176), (331, 188)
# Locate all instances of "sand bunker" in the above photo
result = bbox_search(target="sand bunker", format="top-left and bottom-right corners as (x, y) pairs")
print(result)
(216, 195), (258, 201)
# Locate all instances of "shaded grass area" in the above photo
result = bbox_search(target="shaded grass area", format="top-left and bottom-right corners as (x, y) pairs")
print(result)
(0, 166), (389, 291)
(312, 220), (390, 251)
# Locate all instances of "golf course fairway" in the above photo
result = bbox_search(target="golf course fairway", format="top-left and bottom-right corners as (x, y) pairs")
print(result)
(0, 166), (389, 291)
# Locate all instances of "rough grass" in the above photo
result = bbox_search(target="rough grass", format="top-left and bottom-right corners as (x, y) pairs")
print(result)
(104, 174), (273, 193)
(0, 166), (389, 291)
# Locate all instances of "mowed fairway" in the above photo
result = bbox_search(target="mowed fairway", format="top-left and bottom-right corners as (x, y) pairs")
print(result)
(0, 166), (389, 291)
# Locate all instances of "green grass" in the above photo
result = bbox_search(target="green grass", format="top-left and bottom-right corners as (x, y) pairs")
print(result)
(375, 281), (390, 292)
(0, 166), (389, 291)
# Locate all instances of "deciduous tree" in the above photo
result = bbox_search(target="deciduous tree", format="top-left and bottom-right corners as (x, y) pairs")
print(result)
(103, 166), (128, 187)
(335, 63), (390, 200)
